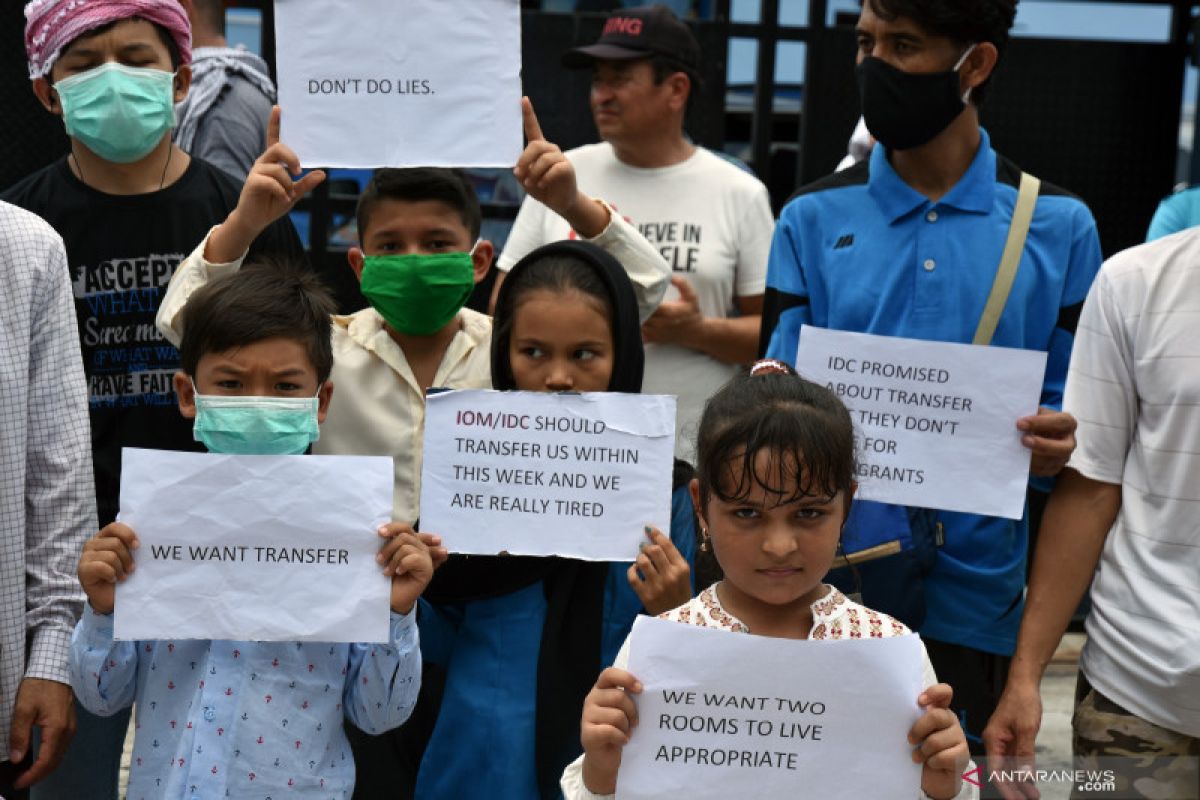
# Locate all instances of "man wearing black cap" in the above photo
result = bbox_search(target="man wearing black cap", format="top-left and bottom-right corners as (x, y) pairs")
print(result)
(497, 4), (774, 466)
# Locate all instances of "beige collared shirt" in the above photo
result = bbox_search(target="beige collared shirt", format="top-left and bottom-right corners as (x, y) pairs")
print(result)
(318, 305), (493, 521)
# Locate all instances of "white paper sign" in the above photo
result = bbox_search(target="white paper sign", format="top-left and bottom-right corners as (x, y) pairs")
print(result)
(616, 616), (923, 799)
(115, 449), (393, 643)
(419, 390), (676, 560)
(274, 0), (523, 168)
(795, 326), (1047, 519)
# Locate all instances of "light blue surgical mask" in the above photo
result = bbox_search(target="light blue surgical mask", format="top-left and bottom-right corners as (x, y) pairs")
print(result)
(192, 385), (321, 456)
(55, 62), (176, 164)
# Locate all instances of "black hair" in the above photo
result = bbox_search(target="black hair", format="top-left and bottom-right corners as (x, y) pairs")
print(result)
(695, 368), (857, 510)
(865, 0), (1017, 104)
(56, 17), (184, 75)
(491, 254), (614, 386)
(355, 168), (482, 242)
(491, 240), (644, 393)
(179, 258), (336, 384)
(648, 54), (700, 117)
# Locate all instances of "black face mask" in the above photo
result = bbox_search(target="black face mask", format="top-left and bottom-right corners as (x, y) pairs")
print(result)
(856, 48), (974, 151)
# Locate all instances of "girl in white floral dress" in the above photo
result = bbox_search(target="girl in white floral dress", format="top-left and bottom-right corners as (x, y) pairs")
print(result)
(561, 360), (979, 800)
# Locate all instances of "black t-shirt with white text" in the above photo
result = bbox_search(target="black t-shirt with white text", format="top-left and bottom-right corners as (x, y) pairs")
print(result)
(2, 156), (304, 525)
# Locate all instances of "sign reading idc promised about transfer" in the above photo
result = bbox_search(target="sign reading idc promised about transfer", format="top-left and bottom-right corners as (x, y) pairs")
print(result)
(795, 326), (1046, 519)
(274, 0), (522, 168)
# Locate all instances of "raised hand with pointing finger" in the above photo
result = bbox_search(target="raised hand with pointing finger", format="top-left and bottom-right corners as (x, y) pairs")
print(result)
(205, 106), (327, 264)
(513, 97), (611, 239)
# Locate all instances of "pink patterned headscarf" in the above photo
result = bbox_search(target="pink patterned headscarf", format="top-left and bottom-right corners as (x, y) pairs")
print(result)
(24, 0), (193, 80)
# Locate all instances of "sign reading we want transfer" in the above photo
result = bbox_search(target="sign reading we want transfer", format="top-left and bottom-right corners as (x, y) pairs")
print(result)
(795, 326), (1047, 519)
(274, 0), (522, 168)
(615, 616), (924, 799)
(420, 390), (676, 561)
(115, 449), (394, 643)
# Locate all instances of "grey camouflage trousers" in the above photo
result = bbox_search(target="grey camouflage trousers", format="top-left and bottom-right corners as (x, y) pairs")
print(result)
(1072, 674), (1200, 799)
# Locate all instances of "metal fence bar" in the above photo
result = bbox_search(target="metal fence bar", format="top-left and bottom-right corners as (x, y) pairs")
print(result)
(751, 0), (781, 179)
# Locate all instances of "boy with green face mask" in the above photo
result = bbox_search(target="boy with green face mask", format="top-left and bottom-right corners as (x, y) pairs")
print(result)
(158, 102), (670, 530)
(3, 2), (306, 797)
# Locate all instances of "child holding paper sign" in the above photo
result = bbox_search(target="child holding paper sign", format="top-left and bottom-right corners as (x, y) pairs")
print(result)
(70, 262), (443, 798)
(407, 240), (698, 800)
(562, 363), (976, 800)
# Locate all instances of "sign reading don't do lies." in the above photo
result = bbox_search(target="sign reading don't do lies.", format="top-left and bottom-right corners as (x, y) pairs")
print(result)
(274, 0), (522, 168)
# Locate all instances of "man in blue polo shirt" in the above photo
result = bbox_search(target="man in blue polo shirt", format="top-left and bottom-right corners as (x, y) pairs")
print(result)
(761, 0), (1102, 754)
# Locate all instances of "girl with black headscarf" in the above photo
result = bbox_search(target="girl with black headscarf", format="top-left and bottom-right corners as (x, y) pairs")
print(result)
(412, 241), (699, 799)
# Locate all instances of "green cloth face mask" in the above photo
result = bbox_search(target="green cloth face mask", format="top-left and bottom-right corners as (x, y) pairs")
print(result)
(55, 62), (176, 164)
(359, 248), (477, 336)
(192, 388), (321, 456)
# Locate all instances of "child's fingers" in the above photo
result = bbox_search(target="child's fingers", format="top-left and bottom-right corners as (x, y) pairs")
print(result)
(416, 532), (442, 548)
(908, 706), (959, 746)
(586, 705), (635, 736)
(383, 541), (427, 576)
(521, 96), (545, 143)
(590, 688), (639, 728)
(582, 721), (632, 749)
(86, 539), (136, 575)
(634, 551), (660, 581)
(257, 141), (301, 175)
(84, 549), (129, 582)
(515, 140), (556, 178)
(525, 149), (564, 185)
(292, 170), (326, 200)
(912, 719), (963, 759)
(595, 667), (643, 694)
(377, 534), (415, 568)
(390, 546), (421, 571)
(646, 527), (685, 564)
(80, 559), (118, 586)
(916, 748), (974, 777)
(84, 536), (133, 569)
(273, 142), (305, 176)
(391, 550), (430, 580)
(254, 162), (296, 193)
(537, 162), (575, 194)
(377, 522), (417, 539)
(641, 543), (672, 574)
(266, 105), (281, 148)
(99, 523), (140, 550)
(918, 683), (954, 709)
(919, 737), (969, 773)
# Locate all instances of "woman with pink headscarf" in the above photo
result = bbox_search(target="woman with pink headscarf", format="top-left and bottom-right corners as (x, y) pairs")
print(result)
(2, 3), (304, 797)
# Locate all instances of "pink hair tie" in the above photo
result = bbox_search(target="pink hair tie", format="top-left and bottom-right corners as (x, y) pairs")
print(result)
(749, 358), (795, 377)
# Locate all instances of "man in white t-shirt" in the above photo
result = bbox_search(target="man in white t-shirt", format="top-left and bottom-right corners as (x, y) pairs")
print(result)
(496, 4), (774, 462)
(983, 230), (1200, 798)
